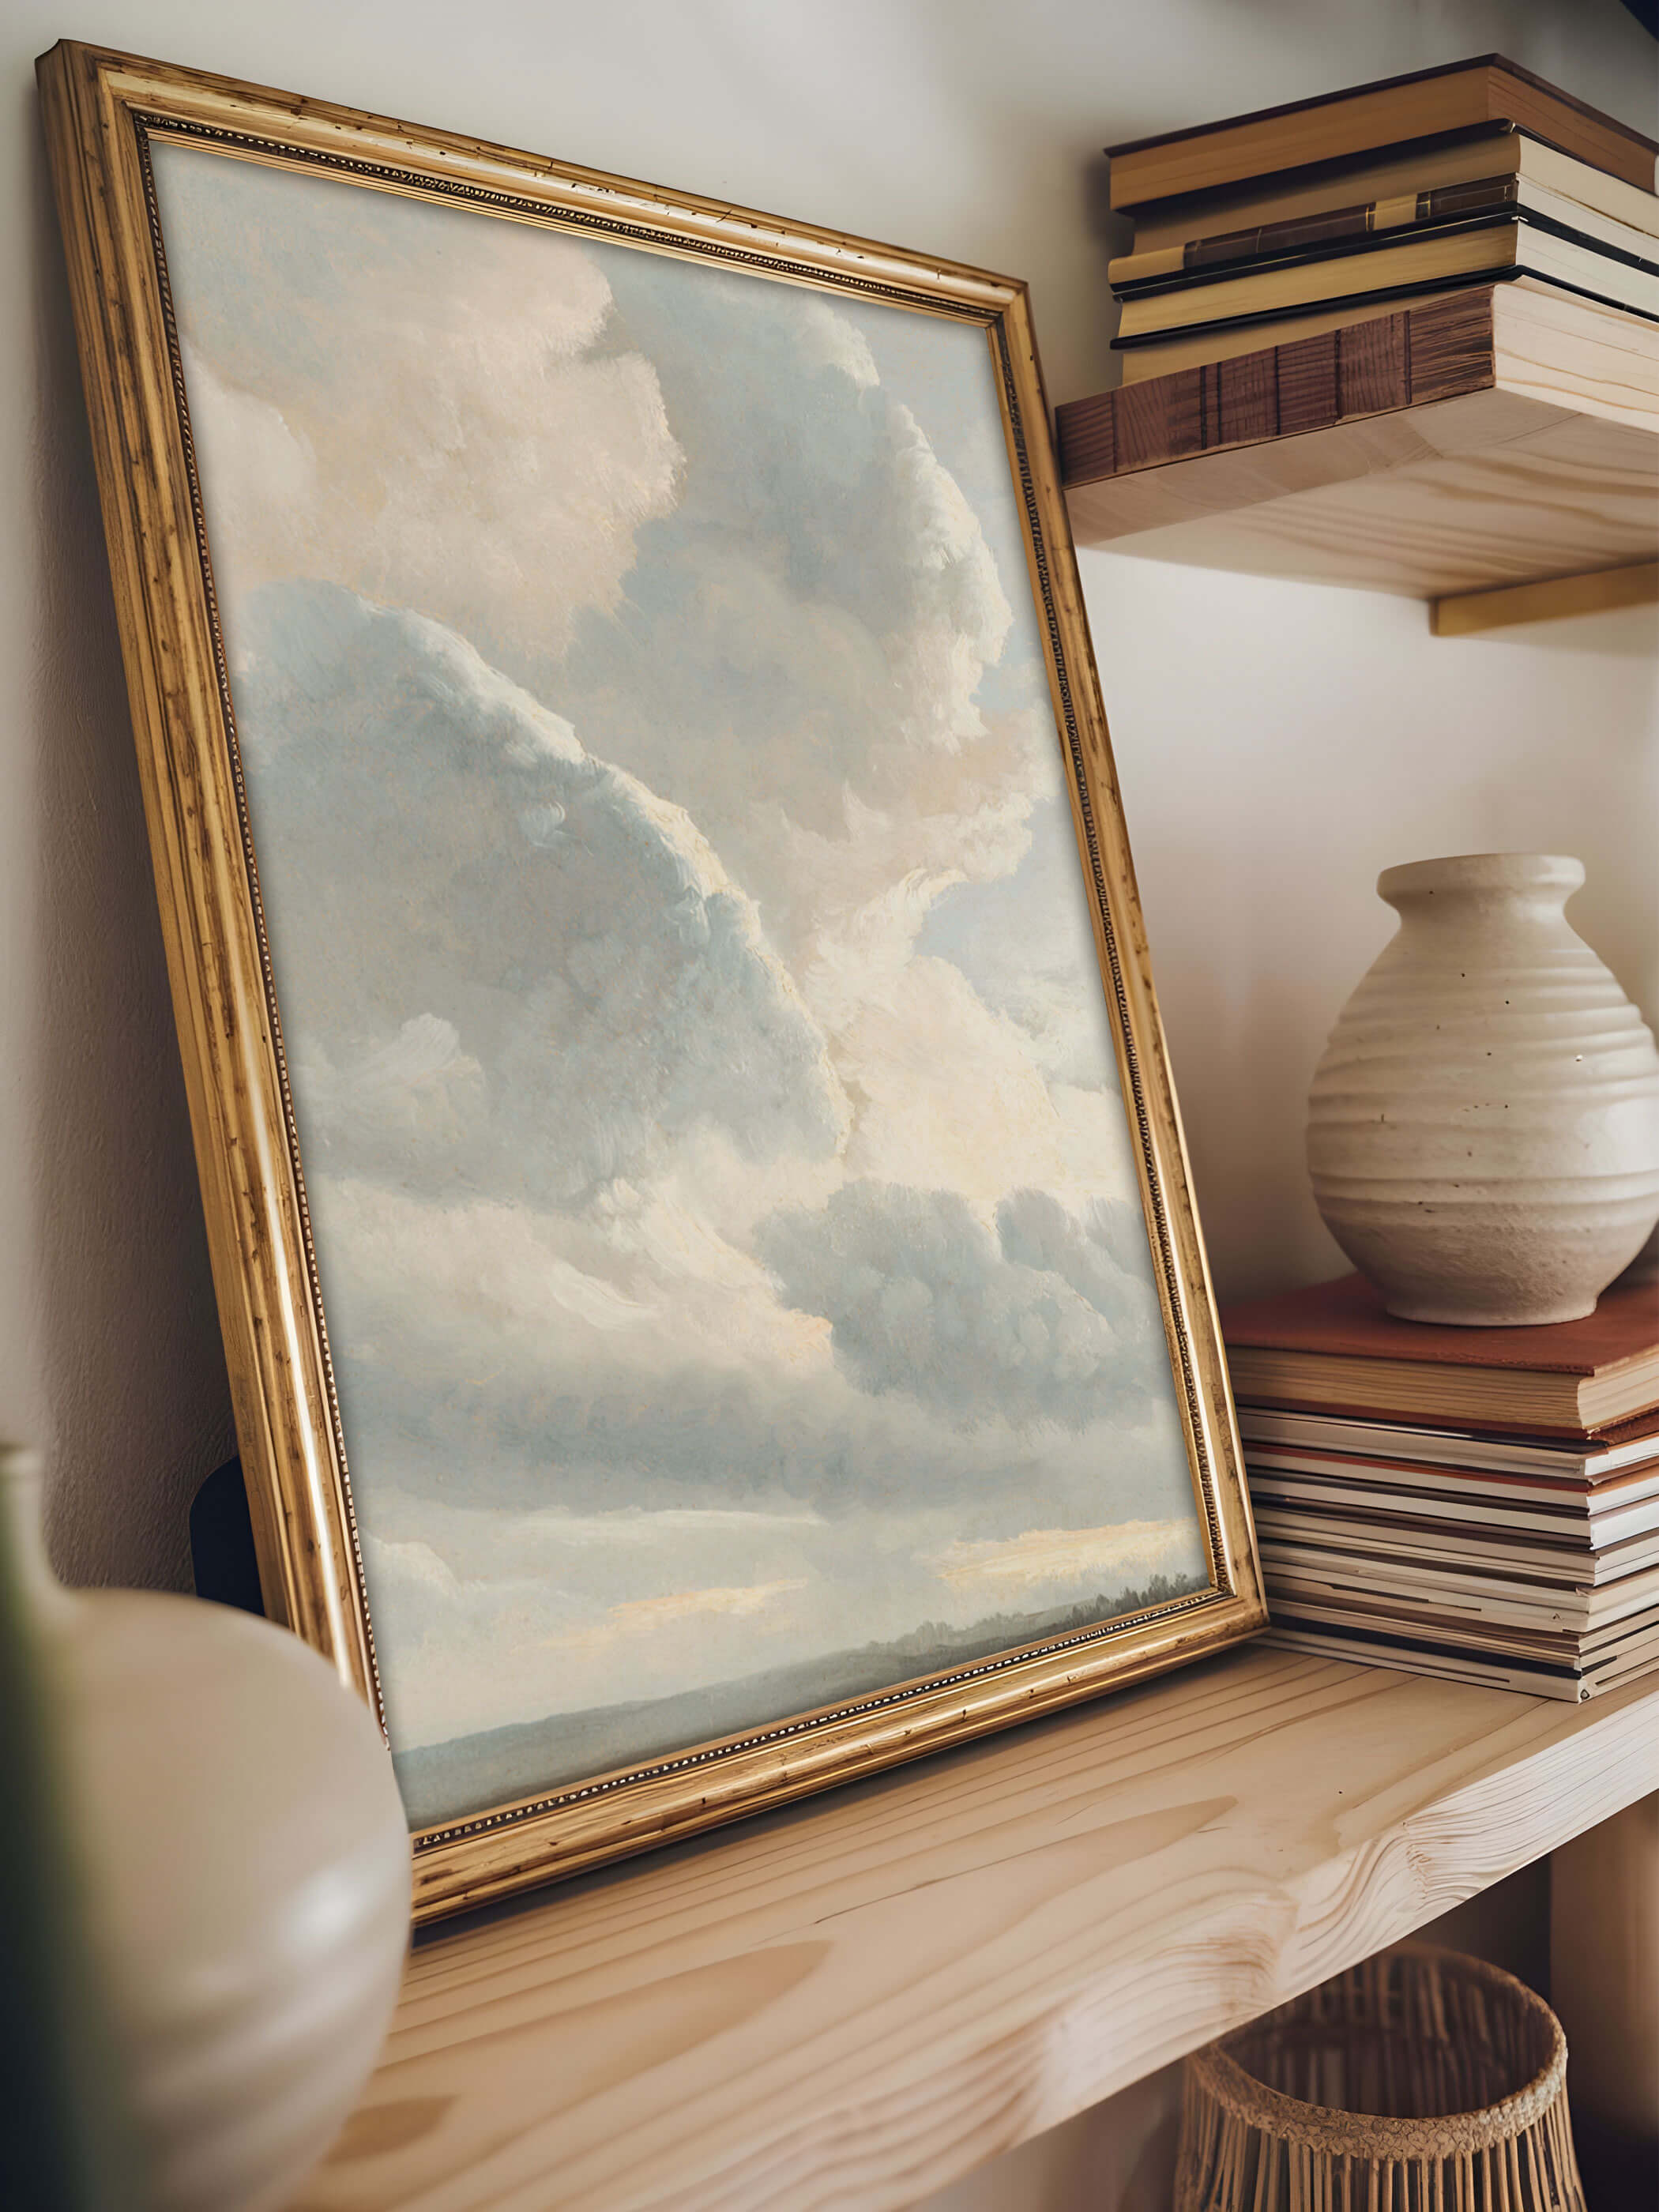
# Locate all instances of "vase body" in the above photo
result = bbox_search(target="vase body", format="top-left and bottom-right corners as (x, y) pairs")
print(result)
(1307, 853), (1659, 1326)
(1, 1446), (410, 2211)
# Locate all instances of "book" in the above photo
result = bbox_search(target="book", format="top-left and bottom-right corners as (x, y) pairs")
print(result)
(1115, 290), (1466, 382)
(1264, 1593), (1659, 1672)
(1244, 1476), (1659, 1548)
(1221, 1273), (1659, 1435)
(1128, 130), (1659, 256)
(1104, 56), (1659, 210)
(1114, 271), (1607, 381)
(1114, 223), (1659, 342)
(1258, 1547), (1659, 1634)
(1245, 1446), (1659, 1515)
(1263, 1619), (1646, 1701)
(1113, 178), (1510, 288)
(1109, 176), (1659, 295)
(1264, 1559), (1659, 1635)
(1243, 1279), (1659, 1699)
(1249, 1506), (1659, 1586)
(1236, 1407), (1659, 1480)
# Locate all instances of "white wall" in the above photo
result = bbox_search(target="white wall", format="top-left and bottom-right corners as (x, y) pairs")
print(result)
(1090, 555), (1659, 1304)
(1, 1), (1652, 2199)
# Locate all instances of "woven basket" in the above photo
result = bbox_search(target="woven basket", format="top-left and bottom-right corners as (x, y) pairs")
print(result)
(1174, 1946), (1586, 2210)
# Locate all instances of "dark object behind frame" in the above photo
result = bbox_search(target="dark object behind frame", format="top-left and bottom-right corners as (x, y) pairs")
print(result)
(190, 1460), (265, 1618)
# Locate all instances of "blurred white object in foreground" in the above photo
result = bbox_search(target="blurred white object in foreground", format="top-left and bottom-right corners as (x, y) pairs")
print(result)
(1, 1442), (410, 2211)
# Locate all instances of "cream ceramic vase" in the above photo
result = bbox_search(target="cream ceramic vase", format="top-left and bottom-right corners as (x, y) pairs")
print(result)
(1307, 853), (1659, 1326)
(1, 1444), (410, 2210)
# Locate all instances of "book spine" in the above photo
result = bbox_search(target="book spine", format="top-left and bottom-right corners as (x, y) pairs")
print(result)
(1108, 178), (1519, 292)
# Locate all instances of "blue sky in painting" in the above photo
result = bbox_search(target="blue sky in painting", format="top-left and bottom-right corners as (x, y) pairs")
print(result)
(149, 141), (1205, 1789)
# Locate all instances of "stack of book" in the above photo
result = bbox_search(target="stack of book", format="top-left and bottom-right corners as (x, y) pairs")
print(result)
(1221, 1272), (1659, 1701)
(1104, 56), (1659, 384)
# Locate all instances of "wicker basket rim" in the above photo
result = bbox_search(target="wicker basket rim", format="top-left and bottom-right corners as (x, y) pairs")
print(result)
(1188, 1947), (1568, 2161)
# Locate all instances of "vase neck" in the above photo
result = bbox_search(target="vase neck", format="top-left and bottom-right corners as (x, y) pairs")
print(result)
(0, 1448), (74, 1632)
(1378, 853), (1583, 929)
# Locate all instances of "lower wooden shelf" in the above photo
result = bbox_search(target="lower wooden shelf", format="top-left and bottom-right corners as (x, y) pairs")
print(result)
(1058, 284), (1659, 601)
(294, 1643), (1659, 2212)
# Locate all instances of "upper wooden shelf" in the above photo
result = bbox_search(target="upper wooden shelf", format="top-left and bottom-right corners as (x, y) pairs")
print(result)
(1058, 286), (1659, 605)
(294, 1643), (1659, 2212)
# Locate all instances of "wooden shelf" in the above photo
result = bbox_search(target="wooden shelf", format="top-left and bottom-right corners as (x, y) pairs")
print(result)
(295, 1644), (1659, 2212)
(1059, 286), (1659, 602)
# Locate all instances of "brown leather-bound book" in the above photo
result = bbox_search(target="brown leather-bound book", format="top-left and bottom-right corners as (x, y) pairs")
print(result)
(1106, 56), (1659, 210)
(1222, 1273), (1659, 1437)
(1108, 178), (1525, 290)
(1127, 134), (1659, 258)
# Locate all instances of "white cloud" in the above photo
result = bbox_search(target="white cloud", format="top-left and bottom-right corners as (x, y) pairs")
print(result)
(756, 1179), (1163, 1431)
(879, 401), (1014, 736)
(543, 265), (1044, 967)
(544, 1577), (811, 1659)
(794, 295), (880, 390)
(182, 347), (318, 554)
(313, 1157), (1193, 1552)
(921, 1519), (1199, 1602)
(158, 143), (680, 659)
(995, 1188), (1161, 1339)
(368, 1537), (462, 1602)
(293, 1015), (485, 1168)
(915, 789), (1127, 1091)
(233, 582), (851, 1206)
(831, 954), (1085, 1199)
(310, 1169), (832, 1411)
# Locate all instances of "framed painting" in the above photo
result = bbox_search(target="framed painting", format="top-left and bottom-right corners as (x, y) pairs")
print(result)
(40, 40), (1266, 1920)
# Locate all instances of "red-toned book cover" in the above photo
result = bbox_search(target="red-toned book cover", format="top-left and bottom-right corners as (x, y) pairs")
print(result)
(1221, 1272), (1659, 1377)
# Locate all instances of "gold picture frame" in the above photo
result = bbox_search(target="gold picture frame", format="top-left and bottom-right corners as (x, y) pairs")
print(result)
(39, 38), (1266, 1922)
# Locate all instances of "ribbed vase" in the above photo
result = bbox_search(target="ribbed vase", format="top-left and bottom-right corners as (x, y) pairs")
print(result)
(1307, 853), (1659, 1326)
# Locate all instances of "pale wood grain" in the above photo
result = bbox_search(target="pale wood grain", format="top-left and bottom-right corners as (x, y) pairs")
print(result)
(1065, 288), (1659, 600)
(1431, 559), (1659, 635)
(293, 1645), (1659, 2212)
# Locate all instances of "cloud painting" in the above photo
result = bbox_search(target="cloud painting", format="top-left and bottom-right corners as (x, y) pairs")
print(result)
(151, 144), (1209, 1823)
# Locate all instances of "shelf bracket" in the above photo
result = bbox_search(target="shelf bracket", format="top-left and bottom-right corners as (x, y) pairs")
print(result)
(1431, 562), (1659, 638)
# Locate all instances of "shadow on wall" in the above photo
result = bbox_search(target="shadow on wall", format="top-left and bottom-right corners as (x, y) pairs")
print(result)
(27, 105), (235, 1591)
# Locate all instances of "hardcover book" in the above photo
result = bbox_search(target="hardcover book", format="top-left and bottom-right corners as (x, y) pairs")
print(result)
(1108, 175), (1659, 295)
(1222, 1272), (1659, 1435)
(1105, 55), (1659, 210)
(1113, 225), (1659, 344)
(1127, 132), (1659, 257)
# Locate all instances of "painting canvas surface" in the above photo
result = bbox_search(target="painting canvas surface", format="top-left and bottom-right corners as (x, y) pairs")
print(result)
(149, 143), (1209, 1827)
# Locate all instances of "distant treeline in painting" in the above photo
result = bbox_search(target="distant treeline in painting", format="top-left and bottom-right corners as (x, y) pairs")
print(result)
(396, 1573), (1209, 1826)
